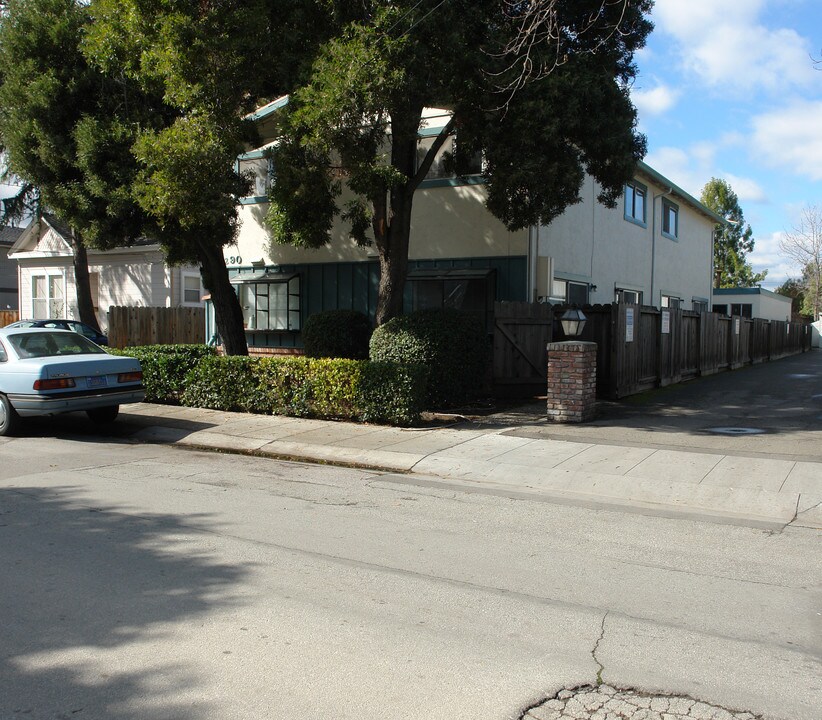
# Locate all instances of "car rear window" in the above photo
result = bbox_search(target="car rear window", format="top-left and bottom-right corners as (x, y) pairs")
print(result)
(7, 331), (107, 358)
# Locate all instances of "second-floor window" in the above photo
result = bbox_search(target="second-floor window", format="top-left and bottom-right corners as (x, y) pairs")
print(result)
(662, 199), (679, 239)
(239, 155), (273, 197)
(416, 135), (482, 181)
(624, 181), (646, 225)
(615, 288), (642, 305)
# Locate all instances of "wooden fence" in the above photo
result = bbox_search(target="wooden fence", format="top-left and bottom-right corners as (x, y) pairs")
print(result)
(492, 302), (813, 399)
(107, 306), (206, 348)
(0, 310), (19, 328)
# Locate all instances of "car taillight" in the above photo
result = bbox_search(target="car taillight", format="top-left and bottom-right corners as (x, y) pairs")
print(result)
(118, 371), (143, 383)
(33, 378), (76, 390)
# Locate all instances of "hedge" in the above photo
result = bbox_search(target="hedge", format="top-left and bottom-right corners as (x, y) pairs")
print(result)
(302, 309), (372, 360)
(369, 308), (490, 408)
(109, 344), (215, 403)
(180, 355), (427, 426)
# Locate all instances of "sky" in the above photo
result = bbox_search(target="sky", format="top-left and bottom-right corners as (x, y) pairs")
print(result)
(631, 0), (822, 289)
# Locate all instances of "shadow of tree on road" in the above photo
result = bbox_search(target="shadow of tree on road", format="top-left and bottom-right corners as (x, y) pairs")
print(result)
(0, 486), (250, 719)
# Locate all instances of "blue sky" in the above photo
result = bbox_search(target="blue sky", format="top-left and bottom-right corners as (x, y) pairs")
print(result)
(631, 0), (822, 289)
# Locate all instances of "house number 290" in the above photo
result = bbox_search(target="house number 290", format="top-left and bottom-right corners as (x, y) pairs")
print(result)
(227, 256), (242, 265)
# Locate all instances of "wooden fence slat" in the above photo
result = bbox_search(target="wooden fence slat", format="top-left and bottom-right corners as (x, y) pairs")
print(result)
(0, 310), (19, 328)
(107, 306), (206, 348)
(492, 302), (811, 400)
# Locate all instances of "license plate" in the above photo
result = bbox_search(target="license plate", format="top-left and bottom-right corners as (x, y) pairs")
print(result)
(87, 376), (107, 388)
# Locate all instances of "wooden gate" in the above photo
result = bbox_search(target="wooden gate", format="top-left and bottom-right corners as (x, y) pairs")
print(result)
(492, 301), (554, 397)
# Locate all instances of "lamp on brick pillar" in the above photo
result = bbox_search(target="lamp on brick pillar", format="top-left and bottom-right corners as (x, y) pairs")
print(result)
(547, 308), (596, 423)
(560, 308), (587, 338)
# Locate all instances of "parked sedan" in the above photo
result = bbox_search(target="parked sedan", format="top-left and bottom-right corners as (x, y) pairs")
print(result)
(6, 319), (108, 345)
(0, 327), (144, 436)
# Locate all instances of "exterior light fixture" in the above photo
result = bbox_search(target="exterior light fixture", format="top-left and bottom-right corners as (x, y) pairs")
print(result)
(560, 308), (587, 337)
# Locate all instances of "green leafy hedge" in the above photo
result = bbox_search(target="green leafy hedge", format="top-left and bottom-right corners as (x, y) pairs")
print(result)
(180, 355), (427, 426)
(369, 308), (490, 408)
(109, 344), (215, 403)
(302, 309), (372, 360)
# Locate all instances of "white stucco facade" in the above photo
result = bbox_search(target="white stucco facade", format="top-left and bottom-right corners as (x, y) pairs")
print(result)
(532, 163), (717, 310)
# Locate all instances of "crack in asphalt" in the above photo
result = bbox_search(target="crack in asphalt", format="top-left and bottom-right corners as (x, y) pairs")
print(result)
(592, 611), (608, 685)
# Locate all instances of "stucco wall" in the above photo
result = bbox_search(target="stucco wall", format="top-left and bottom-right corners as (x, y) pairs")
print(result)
(228, 183), (527, 271)
(536, 173), (714, 309)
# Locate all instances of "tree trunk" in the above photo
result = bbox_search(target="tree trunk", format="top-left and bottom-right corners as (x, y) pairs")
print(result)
(69, 232), (102, 332)
(373, 103), (442, 326)
(197, 239), (248, 356)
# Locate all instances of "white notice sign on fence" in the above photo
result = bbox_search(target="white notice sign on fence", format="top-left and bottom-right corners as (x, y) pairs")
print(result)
(735, 318), (741, 335)
(626, 308), (635, 342)
(661, 310), (670, 335)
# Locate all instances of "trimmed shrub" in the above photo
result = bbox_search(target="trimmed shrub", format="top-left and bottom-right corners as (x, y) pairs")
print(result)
(181, 355), (260, 412)
(110, 344), (215, 403)
(358, 362), (428, 426)
(180, 355), (426, 426)
(369, 309), (490, 408)
(302, 309), (372, 359)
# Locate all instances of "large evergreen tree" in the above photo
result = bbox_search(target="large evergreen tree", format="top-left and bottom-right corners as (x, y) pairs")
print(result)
(700, 177), (767, 289)
(268, 0), (654, 325)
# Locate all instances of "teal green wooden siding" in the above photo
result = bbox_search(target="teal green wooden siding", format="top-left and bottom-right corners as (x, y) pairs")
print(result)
(225, 255), (526, 348)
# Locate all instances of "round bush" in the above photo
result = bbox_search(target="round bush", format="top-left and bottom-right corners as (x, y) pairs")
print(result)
(302, 310), (372, 360)
(369, 309), (490, 409)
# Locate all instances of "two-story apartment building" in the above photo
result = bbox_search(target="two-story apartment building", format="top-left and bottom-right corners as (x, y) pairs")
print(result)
(209, 102), (723, 349)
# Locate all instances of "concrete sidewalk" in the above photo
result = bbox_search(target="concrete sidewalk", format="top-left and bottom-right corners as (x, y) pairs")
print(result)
(118, 398), (822, 532)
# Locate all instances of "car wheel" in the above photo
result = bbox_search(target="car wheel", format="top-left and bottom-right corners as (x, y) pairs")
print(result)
(0, 394), (20, 436)
(87, 405), (120, 424)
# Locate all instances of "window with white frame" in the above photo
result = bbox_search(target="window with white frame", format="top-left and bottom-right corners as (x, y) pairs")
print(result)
(661, 294), (682, 309)
(692, 298), (708, 313)
(624, 181), (646, 225)
(552, 278), (589, 305)
(182, 273), (202, 305)
(234, 273), (300, 331)
(31, 274), (65, 318)
(615, 288), (642, 305)
(416, 135), (482, 180)
(662, 199), (679, 239)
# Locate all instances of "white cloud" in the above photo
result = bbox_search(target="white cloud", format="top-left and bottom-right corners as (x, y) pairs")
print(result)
(632, 83), (680, 116)
(721, 173), (768, 204)
(747, 230), (796, 286)
(751, 101), (822, 181)
(644, 146), (714, 197)
(651, 0), (817, 93)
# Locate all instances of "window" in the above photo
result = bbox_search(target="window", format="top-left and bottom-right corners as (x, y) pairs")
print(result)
(712, 304), (728, 315)
(239, 155), (273, 197)
(615, 288), (642, 305)
(662, 199), (679, 239)
(731, 303), (752, 319)
(416, 135), (482, 181)
(661, 295), (682, 309)
(233, 272), (300, 331)
(0, 341), (6, 362)
(182, 273), (202, 305)
(624, 181), (646, 225)
(31, 274), (64, 318)
(692, 298), (708, 313)
(407, 268), (496, 330)
(552, 278), (589, 305)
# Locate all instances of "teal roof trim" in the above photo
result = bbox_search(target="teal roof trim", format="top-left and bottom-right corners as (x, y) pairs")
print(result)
(247, 96), (289, 121)
(636, 160), (727, 225)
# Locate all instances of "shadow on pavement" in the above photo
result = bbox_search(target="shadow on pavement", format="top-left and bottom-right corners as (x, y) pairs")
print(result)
(0, 486), (249, 719)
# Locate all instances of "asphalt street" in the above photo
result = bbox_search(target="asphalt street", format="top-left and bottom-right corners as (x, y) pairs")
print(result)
(0, 436), (819, 720)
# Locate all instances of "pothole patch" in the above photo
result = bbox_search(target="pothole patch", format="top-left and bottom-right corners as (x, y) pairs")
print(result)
(705, 426), (766, 436)
(522, 685), (762, 720)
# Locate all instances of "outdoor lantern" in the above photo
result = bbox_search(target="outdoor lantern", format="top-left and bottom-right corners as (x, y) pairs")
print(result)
(560, 308), (587, 337)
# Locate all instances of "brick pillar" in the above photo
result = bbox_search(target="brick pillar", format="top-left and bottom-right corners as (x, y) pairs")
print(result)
(546, 341), (597, 423)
